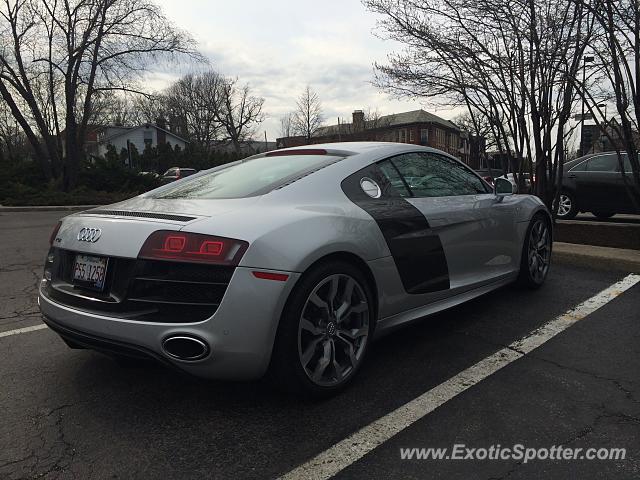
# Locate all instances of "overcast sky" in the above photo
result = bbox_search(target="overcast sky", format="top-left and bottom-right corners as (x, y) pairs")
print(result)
(151, 0), (459, 141)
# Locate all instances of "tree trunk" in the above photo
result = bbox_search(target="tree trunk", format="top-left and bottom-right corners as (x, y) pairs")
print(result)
(232, 138), (241, 155)
(63, 117), (79, 191)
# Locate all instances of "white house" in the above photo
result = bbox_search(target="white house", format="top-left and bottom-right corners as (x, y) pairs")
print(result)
(96, 124), (188, 158)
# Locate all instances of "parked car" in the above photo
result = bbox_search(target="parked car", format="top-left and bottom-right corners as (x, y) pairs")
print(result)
(474, 170), (533, 193)
(161, 167), (197, 184)
(496, 173), (533, 194)
(138, 171), (159, 178)
(40, 143), (551, 396)
(557, 152), (640, 219)
(474, 168), (499, 186)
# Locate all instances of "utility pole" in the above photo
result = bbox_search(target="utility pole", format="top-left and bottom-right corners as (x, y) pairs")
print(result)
(596, 103), (608, 153)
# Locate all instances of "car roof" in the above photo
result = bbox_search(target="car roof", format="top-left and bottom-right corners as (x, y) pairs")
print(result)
(564, 151), (628, 169)
(269, 142), (461, 162)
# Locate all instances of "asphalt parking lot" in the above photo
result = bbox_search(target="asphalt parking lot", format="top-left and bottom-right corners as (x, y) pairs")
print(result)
(1, 211), (639, 479)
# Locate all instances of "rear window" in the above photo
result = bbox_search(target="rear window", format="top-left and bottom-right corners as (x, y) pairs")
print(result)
(151, 154), (342, 199)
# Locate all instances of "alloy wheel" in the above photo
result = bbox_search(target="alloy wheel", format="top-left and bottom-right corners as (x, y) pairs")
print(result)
(528, 219), (551, 283)
(297, 274), (370, 387)
(557, 194), (572, 217)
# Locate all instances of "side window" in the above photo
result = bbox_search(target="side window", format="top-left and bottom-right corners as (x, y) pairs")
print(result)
(622, 154), (632, 172)
(382, 152), (488, 197)
(378, 161), (411, 197)
(570, 159), (589, 172)
(587, 154), (617, 172)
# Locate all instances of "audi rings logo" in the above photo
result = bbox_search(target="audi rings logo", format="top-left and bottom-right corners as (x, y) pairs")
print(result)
(77, 227), (102, 243)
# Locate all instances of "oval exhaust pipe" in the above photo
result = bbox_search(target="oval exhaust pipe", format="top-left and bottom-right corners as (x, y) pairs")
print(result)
(162, 335), (209, 361)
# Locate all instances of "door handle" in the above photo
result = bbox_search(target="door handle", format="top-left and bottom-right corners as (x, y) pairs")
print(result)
(568, 174), (577, 179)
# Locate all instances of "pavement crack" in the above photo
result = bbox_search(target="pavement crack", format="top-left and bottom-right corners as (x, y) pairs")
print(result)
(486, 461), (523, 480)
(0, 453), (36, 470)
(456, 331), (640, 407)
(523, 354), (640, 405)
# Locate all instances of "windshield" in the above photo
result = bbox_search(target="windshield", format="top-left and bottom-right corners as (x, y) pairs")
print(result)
(151, 154), (342, 199)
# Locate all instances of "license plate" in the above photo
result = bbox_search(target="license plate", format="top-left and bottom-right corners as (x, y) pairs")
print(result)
(72, 254), (109, 291)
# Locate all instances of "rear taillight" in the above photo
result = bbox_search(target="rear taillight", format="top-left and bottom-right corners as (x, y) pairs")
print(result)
(138, 231), (249, 266)
(49, 221), (62, 245)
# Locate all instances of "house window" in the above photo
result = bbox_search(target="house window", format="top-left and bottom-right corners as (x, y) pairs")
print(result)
(143, 129), (153, 148)
(420, 129), (428, 144)
(400, 129), (406, 143)
(409, 130), (415, 142)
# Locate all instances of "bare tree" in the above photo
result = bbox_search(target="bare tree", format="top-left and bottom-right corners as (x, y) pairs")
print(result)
(453, 110), (503, 152)
(165, 72), (224, 153)
(215, 77), (265, 154)
(363, 106), (390, 129)
(364, 0), (593, 210)
(292, 86), (323, 142)
(0, 0), (199, 189)
(572, 0), (640, 199)
(130, 94), (170, 126)
(0, 98), (28, 163)
(279, 111), (295, 138)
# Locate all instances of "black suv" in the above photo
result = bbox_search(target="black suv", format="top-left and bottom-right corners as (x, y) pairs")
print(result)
(558, 152), (639, 219)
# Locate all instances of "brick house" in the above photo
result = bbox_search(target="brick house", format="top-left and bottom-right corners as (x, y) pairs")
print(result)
(276, 109), (484, 166)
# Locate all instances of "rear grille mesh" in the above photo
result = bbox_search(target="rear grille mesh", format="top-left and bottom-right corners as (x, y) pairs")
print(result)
(85, 210), (197, 222)
(45, 249), (233, 323)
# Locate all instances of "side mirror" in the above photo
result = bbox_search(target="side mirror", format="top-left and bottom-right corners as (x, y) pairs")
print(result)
(494, 177), (516, 196)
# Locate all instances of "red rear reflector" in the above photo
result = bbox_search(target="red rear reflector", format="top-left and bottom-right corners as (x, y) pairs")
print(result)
(139, 231), (248, 265)
(266, 149), (327, 157)
(49, 221), (62, 245)
(200, 240), (224, 256)
(164, 235), (186, 252)
(252, 271), (289, 282)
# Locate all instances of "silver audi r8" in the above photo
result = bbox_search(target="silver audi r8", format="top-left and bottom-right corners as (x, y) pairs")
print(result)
(39, 142), (552, 396)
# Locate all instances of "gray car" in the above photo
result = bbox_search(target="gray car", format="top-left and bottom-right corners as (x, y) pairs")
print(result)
(39, 142), (552, 396)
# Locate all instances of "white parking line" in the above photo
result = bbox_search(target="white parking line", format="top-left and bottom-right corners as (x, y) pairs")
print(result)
(279, 274), (640, 480)
(0, 324), (47, 338)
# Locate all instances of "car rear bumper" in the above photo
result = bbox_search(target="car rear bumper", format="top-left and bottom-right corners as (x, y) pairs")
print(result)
(39, 267), (300, 380)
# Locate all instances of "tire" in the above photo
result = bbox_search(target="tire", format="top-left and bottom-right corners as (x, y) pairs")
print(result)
(556, 191), (578, 219)
(517, 213), (552, 289)
(592, 210), (615, 219)
(269, 260), (375, 398)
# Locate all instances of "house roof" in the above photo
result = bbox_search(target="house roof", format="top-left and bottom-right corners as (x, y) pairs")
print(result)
(101, 124), (189, 144)
(315, 109), (459, 137)
(380, 109), (460, 130)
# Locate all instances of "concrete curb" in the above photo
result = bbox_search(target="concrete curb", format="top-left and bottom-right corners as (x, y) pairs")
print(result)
(555, 219), (640, 250)
(553, 242), (640, 273)
(0, 205), (100, 212)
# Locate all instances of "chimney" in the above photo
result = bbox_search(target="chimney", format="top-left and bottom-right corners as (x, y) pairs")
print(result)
(352, 110), (365, 133)
(156, 117), (167, 145)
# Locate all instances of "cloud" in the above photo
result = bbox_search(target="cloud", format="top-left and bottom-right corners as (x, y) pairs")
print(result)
(148, 0), (453, 140)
